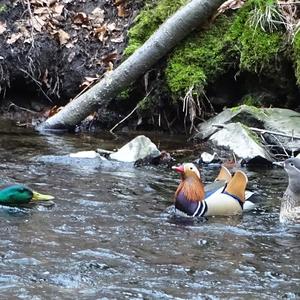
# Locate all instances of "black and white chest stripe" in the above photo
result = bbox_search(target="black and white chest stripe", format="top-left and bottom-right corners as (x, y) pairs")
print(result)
(192, 200), (208, 217)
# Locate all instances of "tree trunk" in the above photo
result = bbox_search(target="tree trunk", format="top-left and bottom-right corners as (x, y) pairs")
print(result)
(39, 0), (226, 130)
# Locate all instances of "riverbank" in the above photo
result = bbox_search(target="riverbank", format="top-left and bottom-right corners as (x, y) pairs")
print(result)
(0, 0), (299, 132)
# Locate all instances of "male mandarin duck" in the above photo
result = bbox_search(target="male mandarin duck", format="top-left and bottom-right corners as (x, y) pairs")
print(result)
(0, 184), (54, 207)
(172, 163), (253, 217)
(280, 157), (300, 224)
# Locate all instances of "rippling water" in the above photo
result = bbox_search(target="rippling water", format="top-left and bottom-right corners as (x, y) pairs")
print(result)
(0, 120), (299, 299)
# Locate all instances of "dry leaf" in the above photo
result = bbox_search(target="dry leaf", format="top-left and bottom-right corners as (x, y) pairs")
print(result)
(90, 7), (105, 26)
(33, 7), (49, 15)
(0, 22), (7, 35)
(32, 16), (45, 32)
(94, 25), (107, 42)
(52, 4), (64, 15)
(56, 29), (70, 45)
(7, 32), (22, 44)
(107, 61), (114, 72)
(117, 4), (128, 18)
(217, 0), (245, 14)
(102, 51), (118, 64)
(114, 0), (125, 5)
(80, 76), (99, 88)
(107, 22), (116, 32)
(65, 42), (74, 49)
(111, 35), (124, 43)
(47, 0), (57, 6)
(44, 105), (63, 118)
(73, 12), (89, 25)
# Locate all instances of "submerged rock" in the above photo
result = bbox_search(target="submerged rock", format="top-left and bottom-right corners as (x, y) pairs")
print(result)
(109, 135), (161, 163)
(199, 152), (221, 164)
(69, 151), (104, 159)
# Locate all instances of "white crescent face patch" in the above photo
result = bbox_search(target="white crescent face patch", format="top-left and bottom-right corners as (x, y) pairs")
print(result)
(184, 163), (201, 179)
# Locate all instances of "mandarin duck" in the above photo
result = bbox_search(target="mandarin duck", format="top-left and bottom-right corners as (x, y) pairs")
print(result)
(0, 184), (54, 207)
(280, 157), (300, 224)
(172, 163), (253, 217)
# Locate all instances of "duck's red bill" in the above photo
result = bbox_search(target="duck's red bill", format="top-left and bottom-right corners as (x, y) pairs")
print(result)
(172, 165), (184, 173)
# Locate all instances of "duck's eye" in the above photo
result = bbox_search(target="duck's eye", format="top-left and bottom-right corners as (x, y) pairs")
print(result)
(190, 167), (193, 170)
(290, 163), (294, 167)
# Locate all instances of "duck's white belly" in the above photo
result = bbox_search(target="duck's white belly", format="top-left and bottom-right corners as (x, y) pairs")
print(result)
(205, 192), (243, 216)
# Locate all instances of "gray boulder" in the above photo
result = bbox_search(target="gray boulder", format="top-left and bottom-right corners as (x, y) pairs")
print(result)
(109, 135), (161, 163)
(210, 122), (273, 163)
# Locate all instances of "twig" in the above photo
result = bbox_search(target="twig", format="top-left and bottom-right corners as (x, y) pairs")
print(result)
(109, 88), (153, 133)
(25, 0), (35, 50)
(19, 68), (53, 103)
(212, 124), (300, 139)
(8, 102), (38, 114)
(270, 134), (289, 158)
(109, 105), (139, 133)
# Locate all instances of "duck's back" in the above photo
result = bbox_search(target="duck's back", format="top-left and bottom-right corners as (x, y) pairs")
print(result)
(205, 191), (243, 216)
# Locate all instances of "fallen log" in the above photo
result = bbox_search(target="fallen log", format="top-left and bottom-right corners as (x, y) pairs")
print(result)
(38, 0), (226, 130)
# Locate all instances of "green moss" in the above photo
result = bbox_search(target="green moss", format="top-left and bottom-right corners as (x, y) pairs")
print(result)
(293, 31), (300, 85)
(165, 15), (231, 93)
(241, 124), (261, 144)
(125, 0), (187, 56)
(165, 0), (284, 95)
(125, 0), (286, 101)
(242, 95), (260, 106)
(230, 105), (270, 122)
(0, 4), (7, 13)
(225, 0), (283, 73)
(118, 88), (131, 100)
(239, 28), (282, 73)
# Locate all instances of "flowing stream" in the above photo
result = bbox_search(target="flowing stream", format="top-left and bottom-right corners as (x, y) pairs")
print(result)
(0, 120), (299, 299)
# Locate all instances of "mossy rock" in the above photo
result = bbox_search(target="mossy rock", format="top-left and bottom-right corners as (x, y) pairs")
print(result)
(194, 105), (300, 153)
(209, 122), (273, 162)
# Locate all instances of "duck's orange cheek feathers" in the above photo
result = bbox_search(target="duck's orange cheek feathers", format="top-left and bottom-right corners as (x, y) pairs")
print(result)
(175, 180), (205, 202)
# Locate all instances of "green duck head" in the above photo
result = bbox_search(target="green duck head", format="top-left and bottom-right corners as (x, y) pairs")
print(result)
(0, 185), (54, 206)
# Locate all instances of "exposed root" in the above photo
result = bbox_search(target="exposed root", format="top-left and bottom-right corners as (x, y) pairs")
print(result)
(182, 86), (215, 134)
(25, 0), (35, 50)
(19, 67), (53, 103)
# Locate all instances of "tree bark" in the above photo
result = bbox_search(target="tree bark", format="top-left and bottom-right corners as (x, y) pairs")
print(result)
(39, 0), (226, 130)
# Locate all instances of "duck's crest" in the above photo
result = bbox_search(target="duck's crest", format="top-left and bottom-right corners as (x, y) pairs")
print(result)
(215, 166), (232, 182)
(224, 170), (248, 202)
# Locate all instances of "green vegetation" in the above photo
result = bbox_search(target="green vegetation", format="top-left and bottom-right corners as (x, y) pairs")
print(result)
(125, 0), (187, 56)
(122, 0), (299, 129)
(293, 31), (300, 85)
(165, 0), (284, 94)
(0, 4), (7, 14)
(125, 0), (289, 97)
(165, 16), (230, 93)
(241, 123), (261, 144)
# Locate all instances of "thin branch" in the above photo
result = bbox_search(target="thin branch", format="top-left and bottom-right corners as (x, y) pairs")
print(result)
(19, 68), (53, 103)
(212, 124), (300, 139)
(109, 88), (153, 133)
(109, 105), (139, 133)
(8, 102), (38, 114)
(270, 133), (290, 158)
(25, 0), (35, 50)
